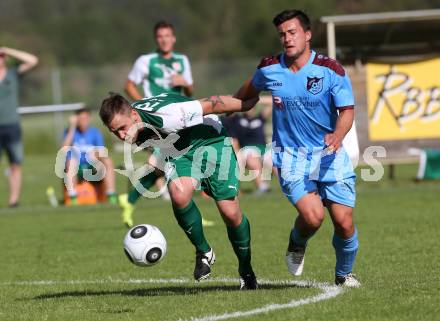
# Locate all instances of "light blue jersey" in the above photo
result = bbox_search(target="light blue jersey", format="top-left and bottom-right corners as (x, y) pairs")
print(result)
(252, 50), (355, 183)
(65, 127), (105, 165)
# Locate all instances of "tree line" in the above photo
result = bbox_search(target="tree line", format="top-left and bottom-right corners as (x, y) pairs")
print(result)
(0, 0), (437, 66)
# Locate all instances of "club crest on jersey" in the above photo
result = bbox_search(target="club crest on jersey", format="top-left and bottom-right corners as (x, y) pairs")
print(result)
(307, 77), (323, 95)
(172, 62), (182, 72)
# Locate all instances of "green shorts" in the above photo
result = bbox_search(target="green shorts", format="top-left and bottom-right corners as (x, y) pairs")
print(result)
(167, 140), (239, 201)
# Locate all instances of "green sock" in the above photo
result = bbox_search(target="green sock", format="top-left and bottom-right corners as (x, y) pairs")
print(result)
(128, 171), (160, 204)
(173, 199), (210, 253)
(227, 215), (253, 276)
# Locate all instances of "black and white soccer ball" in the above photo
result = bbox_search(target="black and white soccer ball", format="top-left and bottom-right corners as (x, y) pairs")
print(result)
(123, 224), (167, 267)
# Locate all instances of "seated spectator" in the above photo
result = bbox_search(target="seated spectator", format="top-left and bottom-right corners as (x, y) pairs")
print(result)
(62, 108), (117, 205)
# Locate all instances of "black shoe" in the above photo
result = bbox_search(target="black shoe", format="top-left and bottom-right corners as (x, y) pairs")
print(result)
(8, 202), (19, 208)
(193, 249), (215, 281)
(239, 271), (258, 290)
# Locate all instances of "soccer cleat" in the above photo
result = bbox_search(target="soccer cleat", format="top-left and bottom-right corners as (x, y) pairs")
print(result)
(107, 193), (118, 205)
(335, 273), (361, 288)
(239, 272), (258, 290)
(194, 248), (216, 281)
(8, 202), (19, 208)
(254, 183), (271, 195)
(161, 189), (171, 201)
(69, 196), (78, 206)
(202, 217), (215, 227)
(285, 241), (306, 276)
(119, 193), (134, 228)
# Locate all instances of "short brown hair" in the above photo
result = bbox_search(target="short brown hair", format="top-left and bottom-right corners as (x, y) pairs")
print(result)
(99, 93), (131, 126)
(153, 20), (175, 35)
(74, 107), (90, 115)
(272, 9), (311, 31)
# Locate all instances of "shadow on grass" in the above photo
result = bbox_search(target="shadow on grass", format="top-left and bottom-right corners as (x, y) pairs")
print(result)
(32, 283), (312, 300)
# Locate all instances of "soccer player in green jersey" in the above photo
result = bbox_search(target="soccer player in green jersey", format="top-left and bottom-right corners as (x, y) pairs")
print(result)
(125, 21), (193, 99)
(100, 92), (258, 290)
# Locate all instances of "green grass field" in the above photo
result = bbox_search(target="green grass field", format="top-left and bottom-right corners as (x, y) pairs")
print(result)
(0, 155), (439, 321)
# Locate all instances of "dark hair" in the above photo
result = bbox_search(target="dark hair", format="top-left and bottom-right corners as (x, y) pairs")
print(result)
(272, 10), (311, 31)
(74, 107), (90, 115)
(99, 93), (131, 126)
(153, 20), (175, 35)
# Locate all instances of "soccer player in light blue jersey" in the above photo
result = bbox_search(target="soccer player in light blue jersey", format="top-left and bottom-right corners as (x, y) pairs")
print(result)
(234, 9), (360, 287)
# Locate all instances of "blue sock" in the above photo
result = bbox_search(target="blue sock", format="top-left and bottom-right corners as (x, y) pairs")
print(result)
(332, 229), (359, 277)
(290, 226), (314, 248)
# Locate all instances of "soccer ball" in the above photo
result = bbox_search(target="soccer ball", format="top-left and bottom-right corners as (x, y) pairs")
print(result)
(123, 224), (167, 267)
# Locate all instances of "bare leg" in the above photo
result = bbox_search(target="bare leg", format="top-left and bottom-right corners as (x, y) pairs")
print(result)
(8, 164), (21, 205)
(64, 159), (78, 198)
(285, 191), (325, 276)
(246, 154), (264, 190)
(100, 156), (116, 194)
(325, 200), (355, 238)
(215, 197), (242, 227)
(294, 192), (325, 237)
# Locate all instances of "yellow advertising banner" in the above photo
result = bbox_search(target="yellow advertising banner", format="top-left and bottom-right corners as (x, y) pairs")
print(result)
(367, 58), (440, 141)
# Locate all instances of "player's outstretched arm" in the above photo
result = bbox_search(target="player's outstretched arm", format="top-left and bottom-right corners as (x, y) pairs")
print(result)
(234, 78), (260, 100)
(198, 95), (259, 116)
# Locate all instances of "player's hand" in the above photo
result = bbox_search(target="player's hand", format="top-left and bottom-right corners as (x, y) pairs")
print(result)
(324, 132), (343, 154)
(171, 74), (187, 87)
(69, 115), (78, 128)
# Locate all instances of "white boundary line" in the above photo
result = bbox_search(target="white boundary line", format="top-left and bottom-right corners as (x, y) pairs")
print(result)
(1, 278), (344, 321)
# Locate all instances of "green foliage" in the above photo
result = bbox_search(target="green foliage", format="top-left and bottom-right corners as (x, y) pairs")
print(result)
(0, 0), (438, 65)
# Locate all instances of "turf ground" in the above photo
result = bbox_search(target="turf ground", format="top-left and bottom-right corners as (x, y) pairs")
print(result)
(0, 155), (439, 321)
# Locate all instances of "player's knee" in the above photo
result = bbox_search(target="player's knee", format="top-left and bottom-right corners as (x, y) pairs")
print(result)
(302, 209), (325, 230)
(334, 217), (354, 236)
(222, 209), (242, 227)
(168, 186), (191, 208)
(170, 193), (191, 209)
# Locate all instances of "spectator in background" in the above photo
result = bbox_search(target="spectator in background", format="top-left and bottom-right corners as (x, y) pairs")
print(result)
(119, 20), (215, 228)
(222, 100), (273, 194)
(62, 108), (117, 205)
(0, 46), (38, 207)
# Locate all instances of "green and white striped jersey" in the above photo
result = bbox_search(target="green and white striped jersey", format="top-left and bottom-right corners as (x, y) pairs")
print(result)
(128, 52), (193, 97)
(132, 93), (226, 155)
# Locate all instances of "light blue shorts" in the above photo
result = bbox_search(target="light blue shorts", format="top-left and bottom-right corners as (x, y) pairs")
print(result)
(278, 168), (356, 208)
